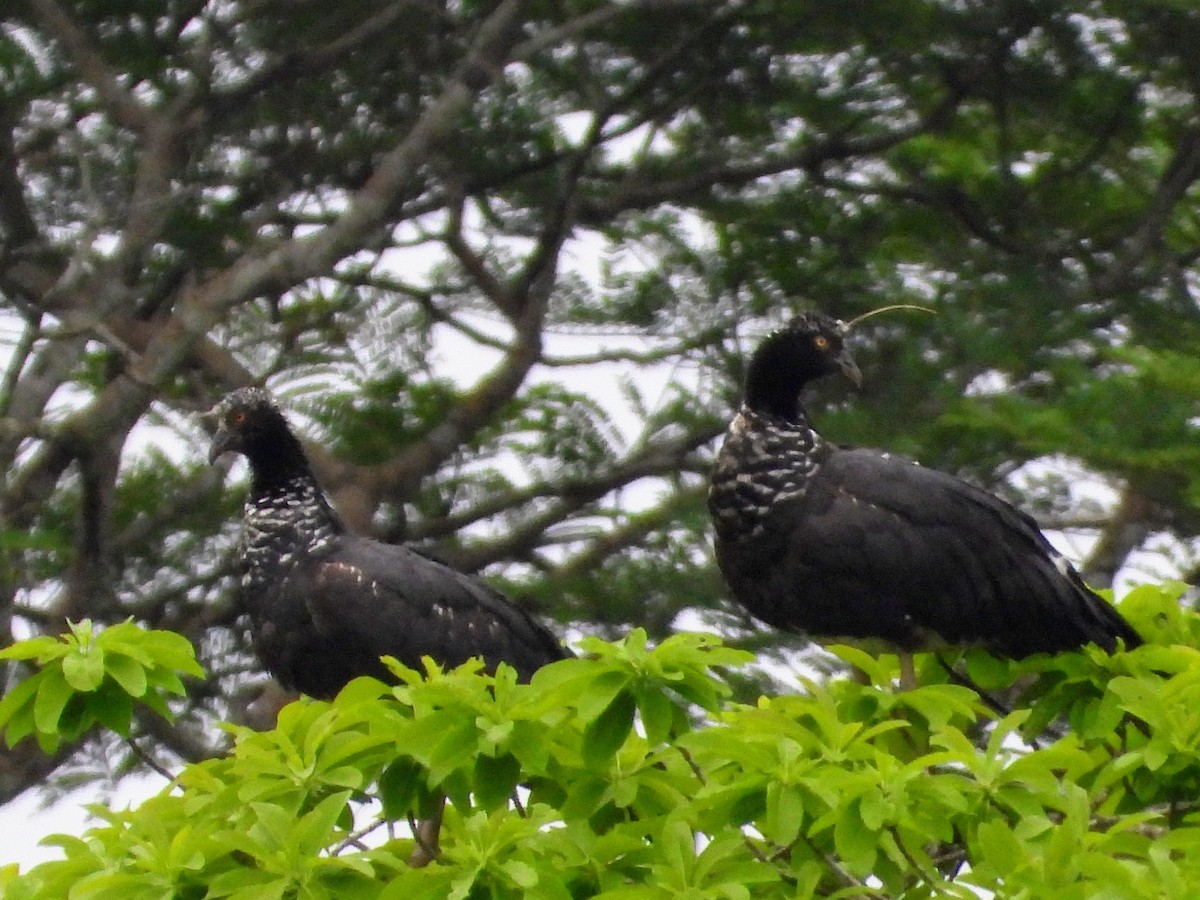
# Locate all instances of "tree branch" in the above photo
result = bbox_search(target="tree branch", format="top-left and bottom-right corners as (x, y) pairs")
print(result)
(1, 0), (533, 528)
(0, 111), (39, 247)
(24, 0), (149, 133)
(440, 429), (720, 571)
(1092, 125), (1200, 298)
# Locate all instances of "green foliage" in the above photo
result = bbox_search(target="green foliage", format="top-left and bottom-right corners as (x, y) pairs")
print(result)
(7, 585), (1200, 897)
(0, 620), (203, 754)
(9, 0), (1200, 878)
(8, 0), (1200, 811)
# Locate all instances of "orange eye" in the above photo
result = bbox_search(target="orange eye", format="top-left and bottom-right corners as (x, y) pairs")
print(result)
(230, 410), (248, 426)
(813, 335), (830, 350)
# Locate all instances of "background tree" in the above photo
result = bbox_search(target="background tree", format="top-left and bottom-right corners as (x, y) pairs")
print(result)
(1, 0), (1200, 812)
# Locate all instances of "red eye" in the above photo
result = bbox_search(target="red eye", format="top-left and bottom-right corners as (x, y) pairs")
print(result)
(231, 411), (247, 426)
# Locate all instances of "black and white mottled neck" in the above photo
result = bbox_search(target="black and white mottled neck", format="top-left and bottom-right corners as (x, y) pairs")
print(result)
(230, 406), (346, 589)
(709, 403), (829, 542)
(708, 313), (854, 543)
(240, 472), (344, 592)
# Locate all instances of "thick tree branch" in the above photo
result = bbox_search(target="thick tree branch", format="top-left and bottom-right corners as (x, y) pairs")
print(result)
(0, 739), (76, 807)
(1080, 488), (1157, 589)
(1, 0), (532, 529)
(0, 112), (39, 247)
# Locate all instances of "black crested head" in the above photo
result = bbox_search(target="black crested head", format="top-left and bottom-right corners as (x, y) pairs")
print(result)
(743, 311), (862, 420)
(207, 387), (310, 490)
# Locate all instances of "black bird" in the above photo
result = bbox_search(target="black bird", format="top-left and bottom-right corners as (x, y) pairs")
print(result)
(708, 311), (1141, 680)
(208, 387), (568, 700)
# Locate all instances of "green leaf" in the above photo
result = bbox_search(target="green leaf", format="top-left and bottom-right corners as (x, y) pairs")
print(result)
(473, 752), (522, 811)
(33, 668), (73, 735)
(833, 801), (877, 876)
(574, 669), (633, 724)
(0, 675), (40, 739)
(104, 654), (149, 698)
(974, 819), (1025, 875)
(763, 782), (805, 845)
(62, 646), (107, 692)
(0, 636), (67, 663)
(91, 685), (135, 737)
(633, 684), (676, 746)
(293, 790), (352, 852)
(379, 757), (426, 820)
(660, 816), (696, 882)
(582, 688), (636, 767)
(132, 628), (205, 679)
(501, 860), (539, 890)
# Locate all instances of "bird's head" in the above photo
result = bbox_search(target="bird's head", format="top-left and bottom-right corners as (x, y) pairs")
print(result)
(743, 311), (861, 418)
(206, 387), (295, 466)
(741, 305), (936, 418)
(779, 311), (863, 387)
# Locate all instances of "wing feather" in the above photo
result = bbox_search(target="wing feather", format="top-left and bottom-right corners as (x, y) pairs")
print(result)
(719, 447), (1139, 656)
(249, 536), (567, 697)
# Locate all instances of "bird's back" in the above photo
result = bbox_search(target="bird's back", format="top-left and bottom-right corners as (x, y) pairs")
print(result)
(244, 532), (567, 698)
(713, 436), (1141, 657)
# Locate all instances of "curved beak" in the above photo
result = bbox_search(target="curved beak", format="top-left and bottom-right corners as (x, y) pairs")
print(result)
(207, 423), (236, 464)
(836, 347), (863, 388)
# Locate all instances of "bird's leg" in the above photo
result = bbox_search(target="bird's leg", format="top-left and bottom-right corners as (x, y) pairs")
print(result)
(898, 654), (917, 691)
(407, 797), (446, 868)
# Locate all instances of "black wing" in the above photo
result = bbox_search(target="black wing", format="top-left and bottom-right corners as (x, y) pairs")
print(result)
(718, 447), (1140, 657)
(252, 535), (568, 698)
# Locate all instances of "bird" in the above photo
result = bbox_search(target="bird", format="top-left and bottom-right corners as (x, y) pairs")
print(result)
(207, 386), (569, 700)
(208, 387), (571, 866)
(708, 310), (1141, 684)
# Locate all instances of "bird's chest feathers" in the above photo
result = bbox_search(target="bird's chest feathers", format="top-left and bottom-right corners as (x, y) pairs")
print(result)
(239, 482), (339, 594)
(709, 410), (826, 541)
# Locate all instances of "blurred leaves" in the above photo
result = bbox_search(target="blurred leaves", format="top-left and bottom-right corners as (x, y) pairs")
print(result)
(7, 587), (1200, 895)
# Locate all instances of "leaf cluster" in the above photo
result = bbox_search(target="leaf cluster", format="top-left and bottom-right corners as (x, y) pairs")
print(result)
(5, 583), (1200, 897)
(0, 620), (202, 754)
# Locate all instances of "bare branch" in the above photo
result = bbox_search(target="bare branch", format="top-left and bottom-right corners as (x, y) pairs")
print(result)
(1080, 488), (1157, 589)
(438, 429), (721, 571)
(208, 0), (429, 113)
(0, 112), (39, 247)
(549, 485), (707, 580)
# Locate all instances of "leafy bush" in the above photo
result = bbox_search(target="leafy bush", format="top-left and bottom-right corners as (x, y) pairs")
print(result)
(2, 583), (1198, 898)
(0, 620), (203, 754)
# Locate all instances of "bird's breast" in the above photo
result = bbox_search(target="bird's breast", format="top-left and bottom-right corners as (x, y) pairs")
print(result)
(709, 416), (826, 542)
(239, 496), (339, 604)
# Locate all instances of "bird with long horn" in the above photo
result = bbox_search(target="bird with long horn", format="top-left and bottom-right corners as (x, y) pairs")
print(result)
(708, 307), (1140, 687)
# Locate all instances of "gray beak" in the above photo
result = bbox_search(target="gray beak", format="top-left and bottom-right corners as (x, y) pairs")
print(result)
(208, 421), (235, 464)
(836, 347), (863, 388)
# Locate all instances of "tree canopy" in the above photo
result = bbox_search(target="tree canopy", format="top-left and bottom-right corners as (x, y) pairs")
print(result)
(1, 0), (1200, 835)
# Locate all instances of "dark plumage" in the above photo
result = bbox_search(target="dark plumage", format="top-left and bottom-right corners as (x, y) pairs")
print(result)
(209, 387), (568, 699)
(708, 311), (1142, 663)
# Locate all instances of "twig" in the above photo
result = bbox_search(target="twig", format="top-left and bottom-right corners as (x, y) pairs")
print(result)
(124, 736), (176, 782)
